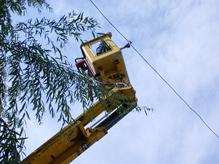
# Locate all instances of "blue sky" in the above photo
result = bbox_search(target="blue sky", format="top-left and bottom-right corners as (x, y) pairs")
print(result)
(24, 0), (219, 163)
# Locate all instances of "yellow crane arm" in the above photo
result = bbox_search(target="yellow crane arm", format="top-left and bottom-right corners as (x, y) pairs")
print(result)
(22, 33), (137, 164)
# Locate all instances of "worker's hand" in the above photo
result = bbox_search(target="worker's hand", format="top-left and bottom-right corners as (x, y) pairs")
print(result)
(121, 41), (132, 50)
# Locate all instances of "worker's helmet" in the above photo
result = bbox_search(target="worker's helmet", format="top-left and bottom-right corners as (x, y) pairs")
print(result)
(106, 32), (112, 38)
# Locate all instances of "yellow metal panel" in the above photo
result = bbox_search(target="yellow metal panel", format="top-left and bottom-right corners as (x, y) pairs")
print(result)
(81, 35), (122, 77)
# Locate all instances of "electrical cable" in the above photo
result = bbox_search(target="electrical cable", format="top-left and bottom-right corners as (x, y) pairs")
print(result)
(88, 0), (219, 139)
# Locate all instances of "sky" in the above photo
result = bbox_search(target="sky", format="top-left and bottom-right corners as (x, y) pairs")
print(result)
(24, 0), (219, 163)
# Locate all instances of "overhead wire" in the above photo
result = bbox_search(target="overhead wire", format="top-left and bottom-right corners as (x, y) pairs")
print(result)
(88, 0), (219, 139)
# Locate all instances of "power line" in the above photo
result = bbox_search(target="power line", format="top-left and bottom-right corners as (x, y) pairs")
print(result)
(88, 0), (219, 139)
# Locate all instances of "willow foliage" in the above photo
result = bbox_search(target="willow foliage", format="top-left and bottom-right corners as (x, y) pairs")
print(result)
(0, 0), (99, 162)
